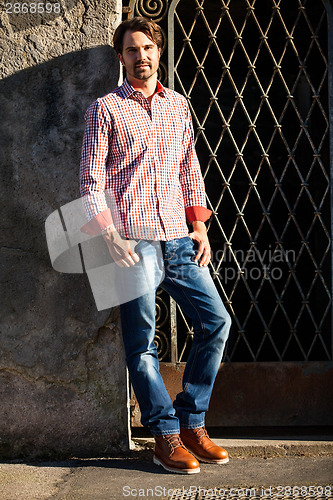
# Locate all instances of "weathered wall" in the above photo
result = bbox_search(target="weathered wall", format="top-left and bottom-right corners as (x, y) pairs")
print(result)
(0, 0), (129, 459)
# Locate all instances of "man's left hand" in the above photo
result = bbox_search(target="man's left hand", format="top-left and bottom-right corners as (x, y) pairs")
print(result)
(188, 220), (211, 267)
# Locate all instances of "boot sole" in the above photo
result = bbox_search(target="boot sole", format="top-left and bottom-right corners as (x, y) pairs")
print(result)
(153, 456), (200, 474)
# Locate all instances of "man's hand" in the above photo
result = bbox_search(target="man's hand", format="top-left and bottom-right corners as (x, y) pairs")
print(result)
(188, 220), (211, 267)
(102, 226), (140, 268)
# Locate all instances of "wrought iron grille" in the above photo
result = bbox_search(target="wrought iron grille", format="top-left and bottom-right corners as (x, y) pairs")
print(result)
(123, 0), (332, 363)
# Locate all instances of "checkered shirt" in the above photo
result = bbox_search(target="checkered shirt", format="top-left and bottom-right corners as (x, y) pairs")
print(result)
(80, 79), (211, 240)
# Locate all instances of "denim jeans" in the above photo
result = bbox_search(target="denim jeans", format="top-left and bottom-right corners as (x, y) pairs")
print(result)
(120, 236), (231, 436)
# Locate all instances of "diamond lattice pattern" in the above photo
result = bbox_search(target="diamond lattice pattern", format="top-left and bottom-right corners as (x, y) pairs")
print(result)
(171, 0), (331, 362)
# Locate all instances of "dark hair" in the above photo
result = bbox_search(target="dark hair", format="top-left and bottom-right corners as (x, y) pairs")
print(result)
(113, 16), (163, 55)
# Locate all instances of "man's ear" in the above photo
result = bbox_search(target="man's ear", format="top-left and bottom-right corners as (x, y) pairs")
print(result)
(118, 53), (124, 66)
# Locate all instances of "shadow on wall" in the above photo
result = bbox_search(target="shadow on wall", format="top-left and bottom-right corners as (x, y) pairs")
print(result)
(0, 45), (119, 308)
(0, 48), (129, 459)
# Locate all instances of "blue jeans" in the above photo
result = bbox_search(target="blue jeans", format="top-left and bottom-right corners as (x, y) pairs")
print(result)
(120, 236), (231, 435)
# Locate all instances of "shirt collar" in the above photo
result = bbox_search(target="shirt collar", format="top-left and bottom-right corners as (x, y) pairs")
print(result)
(120, 78), (167, 99)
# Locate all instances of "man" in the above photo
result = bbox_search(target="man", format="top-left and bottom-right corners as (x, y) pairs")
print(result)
(80, 16), (231, 474)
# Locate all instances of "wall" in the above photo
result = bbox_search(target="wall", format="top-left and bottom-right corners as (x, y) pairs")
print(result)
(0, 0), (129, 459)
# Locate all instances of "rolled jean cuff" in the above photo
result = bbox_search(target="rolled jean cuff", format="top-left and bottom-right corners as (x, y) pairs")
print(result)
(179, 420), (205, 430)
(151, 428), (180, 436)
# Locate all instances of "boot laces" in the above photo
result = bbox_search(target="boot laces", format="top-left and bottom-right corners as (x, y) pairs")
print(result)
(163, 434), (184, 451)
(193, 426), (209, 441)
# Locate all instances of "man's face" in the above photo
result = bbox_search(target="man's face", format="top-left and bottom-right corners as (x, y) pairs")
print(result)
(119, 30), (161, 82)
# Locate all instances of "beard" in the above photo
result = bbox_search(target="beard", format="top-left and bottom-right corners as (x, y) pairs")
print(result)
(131, 61), (158, 81)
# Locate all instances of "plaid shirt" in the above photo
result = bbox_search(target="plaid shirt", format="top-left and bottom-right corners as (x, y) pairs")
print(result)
(80, 79), (211, 241)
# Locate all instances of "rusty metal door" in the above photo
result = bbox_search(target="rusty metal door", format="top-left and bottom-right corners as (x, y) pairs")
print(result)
(123, 0), (333, 427)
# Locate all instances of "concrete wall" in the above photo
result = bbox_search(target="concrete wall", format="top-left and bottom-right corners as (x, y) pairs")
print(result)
(0, 0), (130, 459)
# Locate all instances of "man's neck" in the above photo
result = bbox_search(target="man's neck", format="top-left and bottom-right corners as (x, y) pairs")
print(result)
(127, 75), (157, 100)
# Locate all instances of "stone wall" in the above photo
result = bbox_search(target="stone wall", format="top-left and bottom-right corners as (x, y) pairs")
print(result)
(0, 0), (130, 458)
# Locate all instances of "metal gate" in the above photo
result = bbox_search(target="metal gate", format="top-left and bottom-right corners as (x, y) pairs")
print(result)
(123, 0), (333, 427)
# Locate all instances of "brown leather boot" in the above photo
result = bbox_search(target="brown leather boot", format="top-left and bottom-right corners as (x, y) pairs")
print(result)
(180, 427), (229, 464)
(153, 434), (200, 474)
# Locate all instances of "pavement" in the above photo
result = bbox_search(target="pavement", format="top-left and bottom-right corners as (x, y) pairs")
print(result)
(1, 431), (333, 500)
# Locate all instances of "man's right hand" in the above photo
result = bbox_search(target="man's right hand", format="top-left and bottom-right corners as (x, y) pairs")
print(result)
(102, 227), (140, 268)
